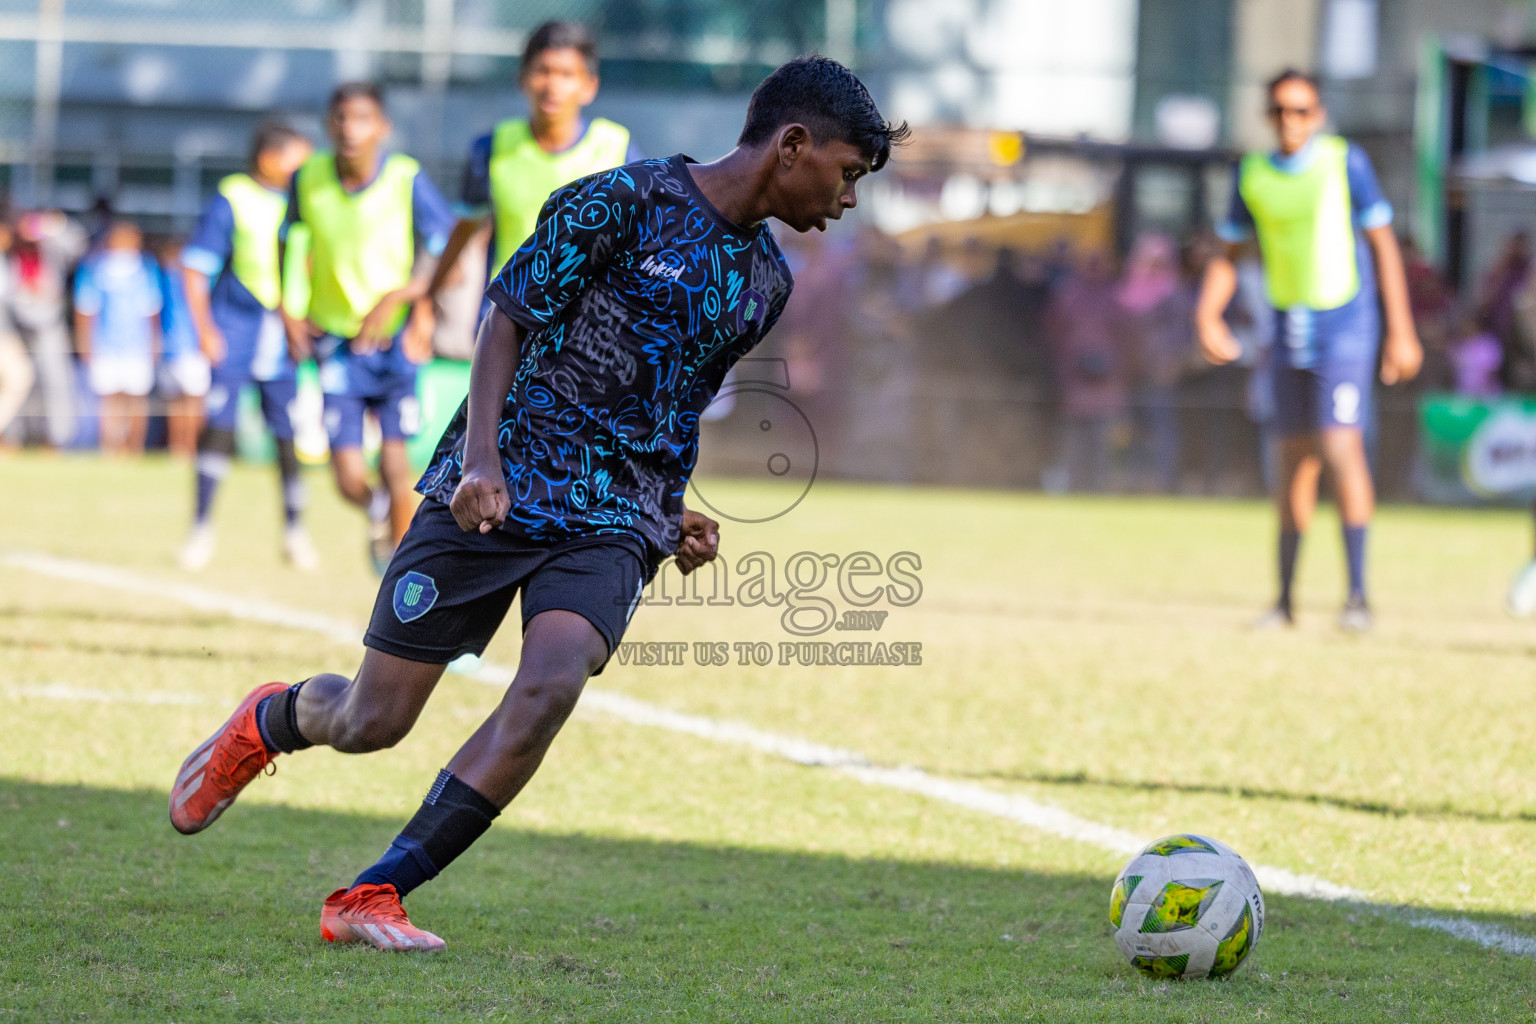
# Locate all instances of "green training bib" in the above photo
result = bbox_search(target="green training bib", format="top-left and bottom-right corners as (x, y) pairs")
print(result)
(1238, 134), (1360, 311)
(488, 117), (631, 273)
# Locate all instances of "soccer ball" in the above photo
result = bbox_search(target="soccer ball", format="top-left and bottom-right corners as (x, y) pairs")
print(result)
(1109, 834), (1265, 980)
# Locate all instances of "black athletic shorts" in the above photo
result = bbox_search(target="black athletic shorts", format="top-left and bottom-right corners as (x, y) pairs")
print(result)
(363, 498), (654, 673)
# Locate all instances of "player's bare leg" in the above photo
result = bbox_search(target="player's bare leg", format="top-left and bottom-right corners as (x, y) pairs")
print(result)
(125, 394), (149, 454)
(294, 649), (447, 753)
(324, 610), (608, 952)
(378, 439), (418, 546)
(329, 445), (374, 511)
(445, 610), (608, 805)
(331, 444), (397, 573)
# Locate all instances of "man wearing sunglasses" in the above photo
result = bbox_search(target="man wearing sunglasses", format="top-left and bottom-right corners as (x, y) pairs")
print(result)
(1196, 68), (1421, 632)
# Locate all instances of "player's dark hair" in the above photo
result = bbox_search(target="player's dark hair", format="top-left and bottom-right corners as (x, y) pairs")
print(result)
(328, 80), (386, 114)
(738, 56), (910, 172)
(248, 121), (306, 170)
(1266, 67), (1321, 101)
(522, 20), (598, 75)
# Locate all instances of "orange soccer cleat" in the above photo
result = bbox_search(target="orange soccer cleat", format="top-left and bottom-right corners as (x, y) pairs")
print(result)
(168, 681), (287, 835)
(321, 883), (447, 952)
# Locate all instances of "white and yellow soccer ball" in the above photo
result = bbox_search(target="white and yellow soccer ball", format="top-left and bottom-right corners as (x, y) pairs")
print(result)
(1109, 834), (1265, 979)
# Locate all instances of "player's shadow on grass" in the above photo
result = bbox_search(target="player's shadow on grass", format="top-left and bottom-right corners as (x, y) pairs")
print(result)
(948, 769), (1536, 825)
(4, 777), (1536, 1022)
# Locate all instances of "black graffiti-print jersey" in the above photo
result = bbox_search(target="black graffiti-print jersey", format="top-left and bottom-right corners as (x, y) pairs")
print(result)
(416, 155), (794, 564)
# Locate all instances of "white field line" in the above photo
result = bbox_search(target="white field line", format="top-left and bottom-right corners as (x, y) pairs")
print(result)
(6, 548), (1535, 958)
(2, 683), (213, 706)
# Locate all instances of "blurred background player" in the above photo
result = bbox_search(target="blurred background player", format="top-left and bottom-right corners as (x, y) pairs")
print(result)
(178, 122), (316, 571)
(430, 19), (641, 314)
(74, 220), (162, 456)
(282, 82), (455, 574)
(153, 236), (210, 460)
(1196, 69), (1421, 631)
(0, 218), (34, 445)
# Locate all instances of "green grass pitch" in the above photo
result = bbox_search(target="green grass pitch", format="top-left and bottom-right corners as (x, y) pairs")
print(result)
(3, 453), (1536, 1021)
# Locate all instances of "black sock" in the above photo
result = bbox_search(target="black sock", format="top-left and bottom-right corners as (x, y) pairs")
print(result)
(276, 438), (305, 527)
(194, 428), (236, 524)
(353, 770), (501, 900)
(255, 681), (314, 754)
(1278, 528), (1302, 612)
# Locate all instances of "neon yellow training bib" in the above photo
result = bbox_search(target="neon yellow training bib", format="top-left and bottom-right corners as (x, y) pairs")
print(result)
(1238, 134), (1360, 311)
(295, 151), (418, 338)
(488, 117), (631, 273)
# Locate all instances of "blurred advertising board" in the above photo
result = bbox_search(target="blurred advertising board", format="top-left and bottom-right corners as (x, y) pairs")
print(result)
(1418, 394), (1536, 504)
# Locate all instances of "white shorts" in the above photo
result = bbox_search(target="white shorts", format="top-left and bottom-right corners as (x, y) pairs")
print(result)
(89, 354), (155, 397)
(159, 353), (212, 398)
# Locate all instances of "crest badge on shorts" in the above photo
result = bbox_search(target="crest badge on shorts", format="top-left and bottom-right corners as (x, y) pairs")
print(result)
(393, 571), (439, 624)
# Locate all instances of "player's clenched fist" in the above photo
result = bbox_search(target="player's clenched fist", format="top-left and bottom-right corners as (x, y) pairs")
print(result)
(450, 462), (511, 533)
(674, 508), (720, 575)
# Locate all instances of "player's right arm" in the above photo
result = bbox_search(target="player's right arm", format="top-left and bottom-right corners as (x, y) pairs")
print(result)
(449, 307), (522, 533)
(428, 134), (493, 303)
(426, 217), (489, 302)
(1194, 243), (1243, 365)
(182, 267), (223, 363)
(182, 195), (233, 363)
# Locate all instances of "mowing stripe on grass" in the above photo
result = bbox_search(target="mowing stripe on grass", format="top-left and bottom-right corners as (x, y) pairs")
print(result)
(7, 548), (1535, 959)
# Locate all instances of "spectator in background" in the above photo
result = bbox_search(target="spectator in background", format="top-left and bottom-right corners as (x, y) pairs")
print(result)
(1045, 249), (1127, 492)
(0, 218), (33, 443)
(7, 210), (84, 448)
(1118, 233), (1189, 492)
(918, 237), (969, 308)
(1480, 232), (1534, 391)
(1402, 236), (1455, 392)
(1449, 312), (1502, 399)
(74, 220), (161, 455)
(154, 236), (210, 459)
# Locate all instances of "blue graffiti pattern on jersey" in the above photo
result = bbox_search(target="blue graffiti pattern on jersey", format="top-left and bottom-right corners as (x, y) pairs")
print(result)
(416, 155), (794, 563)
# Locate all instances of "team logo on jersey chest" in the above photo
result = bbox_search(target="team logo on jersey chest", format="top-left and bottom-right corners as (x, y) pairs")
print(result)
(393, 571), (439, 623)
(738, 288), (767, 334)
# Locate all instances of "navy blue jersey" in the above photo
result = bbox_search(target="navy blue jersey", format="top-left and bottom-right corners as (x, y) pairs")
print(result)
(182, 191), (292, 380)
(417, 155), (794, 564)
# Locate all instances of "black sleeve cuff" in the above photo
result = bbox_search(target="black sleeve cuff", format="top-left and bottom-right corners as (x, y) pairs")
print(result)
(485, 280), (547, 335)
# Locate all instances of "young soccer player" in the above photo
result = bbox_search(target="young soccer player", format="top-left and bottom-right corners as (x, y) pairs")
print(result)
(431, 19), (641, 303)
(154, 237), (211, 460)
(75, 220), (161, 456)
(168, 56), (906, 951)
(179, 122), (317, 571)
(1196, 69), (1422, 631)
(282, 82), (456, 573)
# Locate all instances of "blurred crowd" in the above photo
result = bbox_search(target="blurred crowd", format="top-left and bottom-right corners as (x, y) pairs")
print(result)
(0, 204), (208, 458)
(0, 195), (1528, 499)
(749, 224), (1523, 496)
